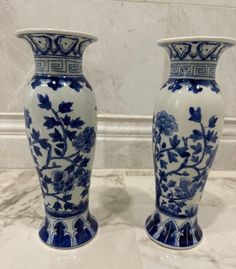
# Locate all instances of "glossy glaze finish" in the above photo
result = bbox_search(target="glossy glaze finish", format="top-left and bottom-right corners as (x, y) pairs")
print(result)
(145, 37), (236, 249)
(17, 29), (98, 248)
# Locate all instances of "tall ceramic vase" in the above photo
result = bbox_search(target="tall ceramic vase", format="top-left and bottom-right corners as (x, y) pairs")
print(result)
(145, 37), (236, 249)
(16, 29), (98, 248)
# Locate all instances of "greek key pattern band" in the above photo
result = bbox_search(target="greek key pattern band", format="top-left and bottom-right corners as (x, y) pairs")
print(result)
(170, 61), (217, 79)
(35, 57), (83, 76)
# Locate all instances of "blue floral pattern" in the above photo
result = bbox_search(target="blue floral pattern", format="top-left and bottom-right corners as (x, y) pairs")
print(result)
(154, 111), (178, 136)
(153, 107), (218, 218)
(159, 40), (233, 93)
(162, 79), (220, 94)
(30, 75), (92, 91)
(25, 94), (96, 218)
(146, 38), (235, 249)
(24, 108), (32, 128)
(19, 30), (98, 248)
(146, 107), (219, 248)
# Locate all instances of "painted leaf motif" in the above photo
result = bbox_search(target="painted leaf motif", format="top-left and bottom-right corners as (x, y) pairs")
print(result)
(188, 107), (201, 122)
(161, 184), (168, 192)
(49, 128), (63, 142)
(169, 135), (180, 148)
(47, 79), (63, 91)
(73, 154), (83, 163)
(191, 143), (202, 154)
(167, 151), (178, 163)
(44, 116), (60, 129)
(208, 116), (218, 128)
(188, 82), (203, 94)
(206, 130), (218, 143)
(81, 189), (89, 198)
(206, 145), (214, 154)
(62, 115), (71, 126)
(59, 102), (73, 113)
(31, 128), (40, 141)
(38, 139), (50, 149)
(37, 94), (52, 110)
(175, 147), (190, 158)
(65, 164), (75, 173)
(190, 129), (203, 142)
(66, 130), (77, 141)
(33, 145), (42, 156)
(70, 117), (85, 128)
(54, 148), (62, 156)
(53, 201), (62, 211)
(56, 143), (65, 149)
(160, 159), (168, 169)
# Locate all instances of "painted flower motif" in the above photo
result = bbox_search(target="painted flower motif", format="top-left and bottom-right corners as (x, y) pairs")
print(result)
(175, 178), (200, 200)
(154, 111), (178, 136)
(24, 108), (32, 129)
(52, 170), (75, 194)
(72, 127), (96, 153)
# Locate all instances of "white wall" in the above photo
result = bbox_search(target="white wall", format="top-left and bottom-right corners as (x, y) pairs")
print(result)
(0, 0), (236, 168)
(1, 0), (236, 115)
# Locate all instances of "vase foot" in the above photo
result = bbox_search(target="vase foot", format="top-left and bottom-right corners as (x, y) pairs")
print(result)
(145, 210), (202, 249)
(39, 210), (98, 249)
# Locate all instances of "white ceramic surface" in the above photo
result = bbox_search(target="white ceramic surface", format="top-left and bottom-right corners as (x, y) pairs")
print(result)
(17, 29), (99, 248)
(146, 37), (236, 249)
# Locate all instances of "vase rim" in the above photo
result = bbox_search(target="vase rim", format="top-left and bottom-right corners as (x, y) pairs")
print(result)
(15, 28), (98, 41)
(157, 36), (236, 45)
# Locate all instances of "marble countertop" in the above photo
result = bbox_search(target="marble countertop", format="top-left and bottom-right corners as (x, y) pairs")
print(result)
(0, 169), (236, 269)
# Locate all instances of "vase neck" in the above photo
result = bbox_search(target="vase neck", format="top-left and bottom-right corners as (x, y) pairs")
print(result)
(17, 30), (97, 77)
(34, 55), (83, 76)
(170, 60), (217, 80)
(159, 39), (234, 80)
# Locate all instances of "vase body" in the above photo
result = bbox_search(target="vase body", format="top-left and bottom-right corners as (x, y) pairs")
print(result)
(145, 37), (235, 249)
(17, 29), (98, 248)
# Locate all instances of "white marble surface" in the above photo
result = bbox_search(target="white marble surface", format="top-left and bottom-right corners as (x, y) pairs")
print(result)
(0, 169), (236, 269)
(0, 0), (236, 117)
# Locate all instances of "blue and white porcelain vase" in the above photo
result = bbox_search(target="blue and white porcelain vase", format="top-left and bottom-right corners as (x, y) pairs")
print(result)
(16, 29), (98, 248)
(145, 36), (236, 249)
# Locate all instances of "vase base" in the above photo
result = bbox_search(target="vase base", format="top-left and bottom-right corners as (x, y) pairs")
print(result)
(39, 210), (98, 249)
(145, 210), (203, 249)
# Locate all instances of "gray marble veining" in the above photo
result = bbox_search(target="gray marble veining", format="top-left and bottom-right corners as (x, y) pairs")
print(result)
(0, 169), (236, 268)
